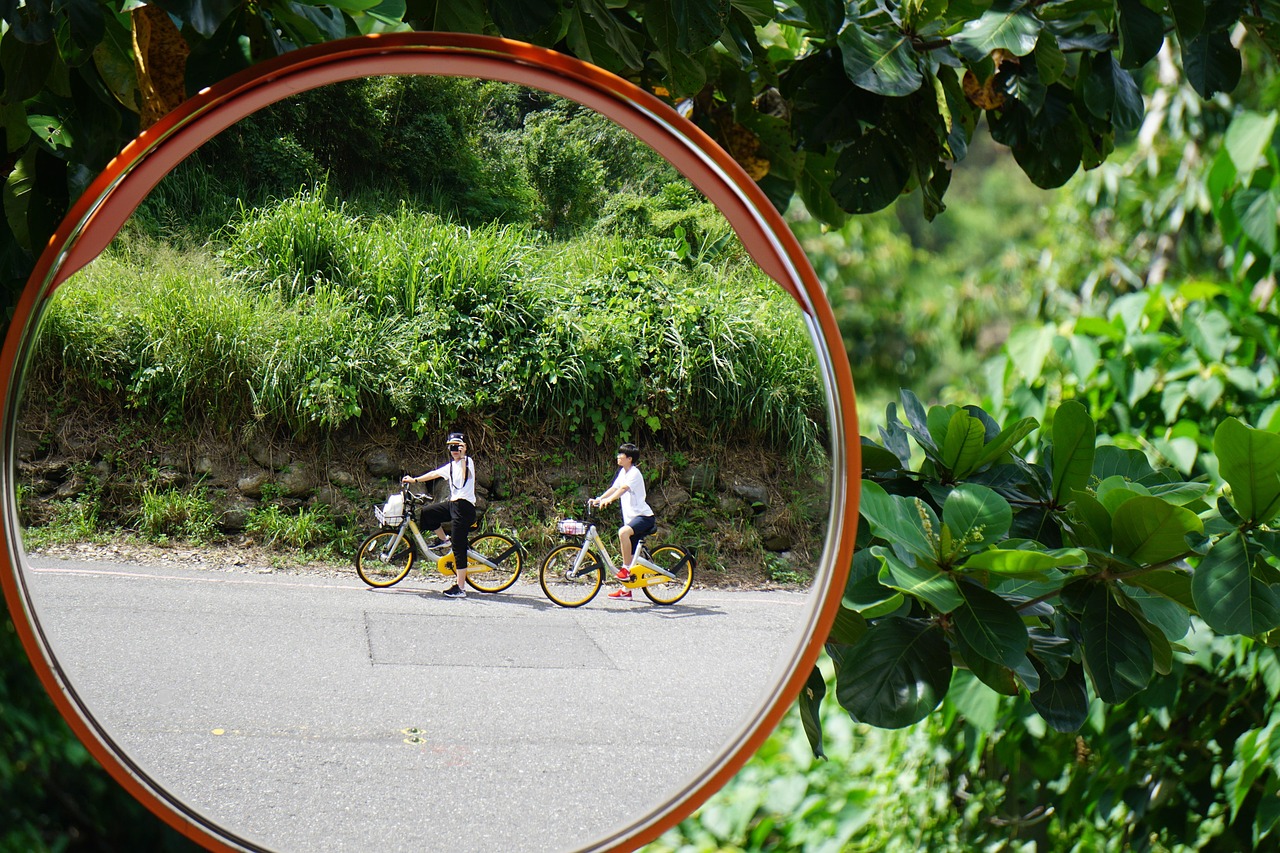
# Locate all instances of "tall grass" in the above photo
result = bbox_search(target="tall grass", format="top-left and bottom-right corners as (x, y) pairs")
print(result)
(32, 188), (826, 457)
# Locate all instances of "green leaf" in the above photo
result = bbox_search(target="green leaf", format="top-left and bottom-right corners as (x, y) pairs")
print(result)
(1112, 496), (1203, 565)
(828, 604), (869, 645)
(645, 0), (727, 54)
(794, 0), (845, 38)
(835, 617), (952, 728)
(490, 0), (566, 41)
(950, 5), (1042, 62)
(1192, 531), (1280, 635)
(1068, 491), (1112, 550)
(566, 0), (645, 70)
(1182, 29), (1242, 99)
(831, 128), (912, 213)
(1029, 660), (1089, 732)
(1124, 569), (1197, 612)
(845, 548), (900, 612)
(947, 669), (1003, 728)
(1117, 0), (1165, 68)
(3, 147), (36, 253)
(1122, 584), (1192, 643)
(1232, 188), (1280, 255)
(952, 579), (1029, 667)
(838, 21), (923, 97)
(955, 631), (1021, 696)
(1215, 418), (1280, 524)
(1169, 0), (1206, 40)
(973, 416), (1038, 471)
(1224, 110), (1279, 184)
(0, 30), (56, 103)
(859, 480), (938, 562)
(942, 483), (1012, 555)
(1093, 444), (1156, 482)
(964, 547), (1086, 576)
(1034, 31), (1067, 85)
(940, 409), (987, 478)
(797, 664), (828, 759)
(1051, 399), (1095, 506)
(1005, 323), (1055, 384)
(876, 547), (962, 613)
(796, 148), (849, 228)
(1081, 584), (1154, 703)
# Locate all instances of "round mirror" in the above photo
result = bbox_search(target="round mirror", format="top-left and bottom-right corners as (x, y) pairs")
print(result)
(0, 34), (858, 852)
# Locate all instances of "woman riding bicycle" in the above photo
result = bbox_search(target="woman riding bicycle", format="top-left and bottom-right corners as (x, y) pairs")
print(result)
(589, 442), (655, 600)
(403, 431), (476, 599)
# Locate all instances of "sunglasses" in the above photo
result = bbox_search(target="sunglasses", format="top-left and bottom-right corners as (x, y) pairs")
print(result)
(448, 446), (465, 452)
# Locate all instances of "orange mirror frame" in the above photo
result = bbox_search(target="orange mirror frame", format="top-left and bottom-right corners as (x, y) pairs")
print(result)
(0, 33), (860, 852)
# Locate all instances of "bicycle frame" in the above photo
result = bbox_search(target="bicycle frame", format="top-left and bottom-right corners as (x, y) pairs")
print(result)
(378, 505), (503, 572)
(570, 521), (680, 586)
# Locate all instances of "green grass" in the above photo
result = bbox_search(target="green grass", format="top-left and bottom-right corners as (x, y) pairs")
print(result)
(138, 487), (217, 544)
(34, 187), (826, 460)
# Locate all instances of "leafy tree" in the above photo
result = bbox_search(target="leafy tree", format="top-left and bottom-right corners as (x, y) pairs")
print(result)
(4, 0), (1280, 309)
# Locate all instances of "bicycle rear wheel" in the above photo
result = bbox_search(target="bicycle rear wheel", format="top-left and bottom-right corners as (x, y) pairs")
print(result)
(640, 545), (694, 604)
(355, 531), (414, 587)
(539, 544), (603, 607)
(465, 533), (523, 593)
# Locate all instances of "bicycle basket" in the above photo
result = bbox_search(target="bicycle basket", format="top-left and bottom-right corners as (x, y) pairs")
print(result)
(557, 519), (587, 536)
(375, 493), (405, 527)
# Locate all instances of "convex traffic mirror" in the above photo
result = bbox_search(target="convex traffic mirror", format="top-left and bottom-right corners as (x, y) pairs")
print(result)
(0, 34), (859, 853)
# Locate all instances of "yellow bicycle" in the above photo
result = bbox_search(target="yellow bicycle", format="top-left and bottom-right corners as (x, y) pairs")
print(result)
(355, 489), (523, 592)
(539, 503), (695, 607)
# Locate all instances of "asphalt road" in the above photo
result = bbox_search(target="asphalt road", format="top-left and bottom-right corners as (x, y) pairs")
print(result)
(22, 553), (815, 852)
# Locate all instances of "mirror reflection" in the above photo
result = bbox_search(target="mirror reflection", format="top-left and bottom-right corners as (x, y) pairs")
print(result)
(16, 75), (832, 851)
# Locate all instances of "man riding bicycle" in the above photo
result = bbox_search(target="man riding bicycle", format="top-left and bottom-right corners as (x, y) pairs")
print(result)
(589, 442), (655, 600)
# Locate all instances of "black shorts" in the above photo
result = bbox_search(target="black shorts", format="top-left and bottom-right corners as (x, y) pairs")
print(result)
(625, 514), (656, 542)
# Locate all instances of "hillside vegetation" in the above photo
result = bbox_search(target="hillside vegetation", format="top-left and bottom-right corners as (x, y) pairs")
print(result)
(18, 77), (831, 584)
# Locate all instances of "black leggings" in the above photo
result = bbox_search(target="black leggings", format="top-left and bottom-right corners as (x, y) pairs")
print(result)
(419, 499), (476, 569)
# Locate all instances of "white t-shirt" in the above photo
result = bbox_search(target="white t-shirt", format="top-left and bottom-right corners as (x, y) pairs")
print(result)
(612, 465), (653, 519)
(429, 457), (476, 503)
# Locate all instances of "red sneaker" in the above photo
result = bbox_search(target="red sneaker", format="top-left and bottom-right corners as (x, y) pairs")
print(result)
(608, 589), (632, 599)
(615, 568), (631, 581)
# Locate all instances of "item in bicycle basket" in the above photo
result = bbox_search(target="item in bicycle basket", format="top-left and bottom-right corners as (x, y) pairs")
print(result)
(375, 493), (405, 527)
(557, 519), (587, 536)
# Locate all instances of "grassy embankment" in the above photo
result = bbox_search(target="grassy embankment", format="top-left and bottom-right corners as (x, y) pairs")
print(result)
(21, 187), (831, 582)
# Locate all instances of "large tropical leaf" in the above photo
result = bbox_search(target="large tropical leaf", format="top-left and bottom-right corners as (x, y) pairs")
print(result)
(964, 546), (1085, 576)
(1192, 531), (1280, 635)
(950, 3), (1042, 62)
(1051, 399), (1095, 505)
(941, 483), (1012, 556)
(939, 408), (987, 479)
(1215, 417), (1280, 524)
(1182, 29), (1243, 99)
(797, 664), (828, 759)
(835, 617), (952, 728)
(838, 21), (923, 97)
(859, 480), (938, 562)
(1117, 0), (1165, 69)
(1112, 496), (1203, 565)
(875, 546), (962, 613)
(1029, 660), (1089, 732)
(1224, 110), (1279, 184)
(952, 579), (1029, 667)
(831, 127), (912, 213)
(1081, 583), (1154, 703)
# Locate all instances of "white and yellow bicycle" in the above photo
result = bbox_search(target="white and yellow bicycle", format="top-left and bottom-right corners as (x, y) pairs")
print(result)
(539, 503), (695, 607)
(355, 489), (523, 592)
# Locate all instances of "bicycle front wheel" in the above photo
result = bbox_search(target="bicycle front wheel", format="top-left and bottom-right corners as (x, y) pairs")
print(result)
(465, 533), (523, 593)
(540, 544), (603, 607)
(641, 545), (695, 604)
(355, 531), (414, 587)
